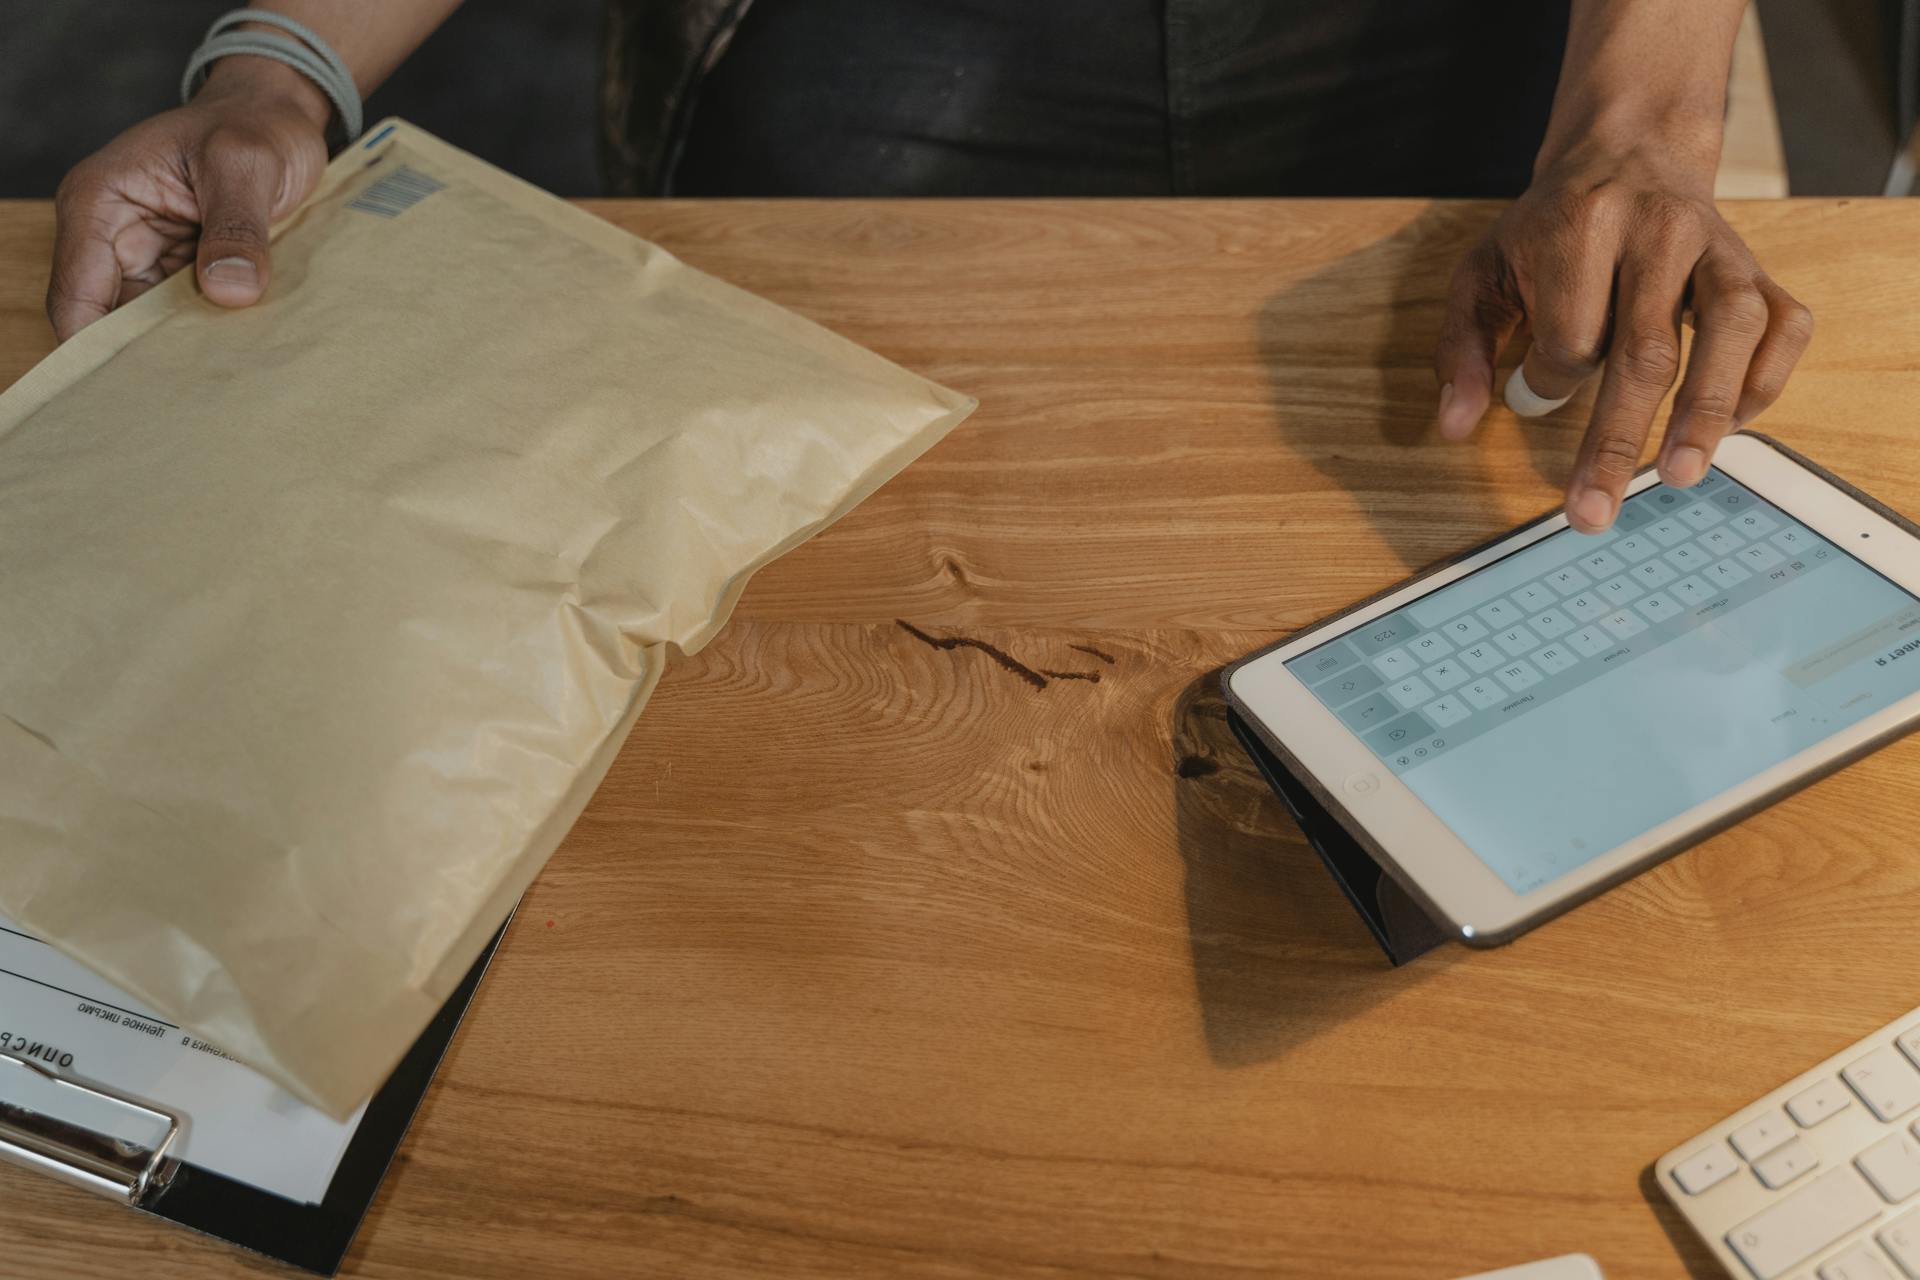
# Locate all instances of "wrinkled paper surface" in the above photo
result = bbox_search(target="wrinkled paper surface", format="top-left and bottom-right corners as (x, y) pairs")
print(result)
(0, 120), (974, 1116)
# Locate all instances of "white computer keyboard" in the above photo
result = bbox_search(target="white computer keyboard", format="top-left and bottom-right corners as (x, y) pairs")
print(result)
(1659, 1004), (1920, 1278)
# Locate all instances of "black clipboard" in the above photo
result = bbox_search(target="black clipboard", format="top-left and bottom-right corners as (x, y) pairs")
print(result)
(0, 914), (511, 1276)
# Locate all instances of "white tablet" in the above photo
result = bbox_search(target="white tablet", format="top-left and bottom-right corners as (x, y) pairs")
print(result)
(1225, 433), (1920, 945)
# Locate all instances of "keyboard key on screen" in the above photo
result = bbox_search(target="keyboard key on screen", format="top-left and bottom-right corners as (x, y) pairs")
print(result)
(1734, 510), (1780, 538)
(1665, 541), (1712, 572)
(1598, 575), (1645, 605)
(1678, 500), (1726, 531)
(1565, 626), (1616, 657)
(1338, 692), (1399, 731)
(1441, 614), (1490, 644)
(1372, 647), (1419, 678)
(1613, 533), (1660, 563)
(1387, 676), (1436, 709)
(1631, 558), (1679, 588)
(1668, 574), (1716, 607)
(1634, 592), (1681, 623)
(1509, 582), (1556, 613)
(1706, 558), (1754, 588)
(1494, 658), (1541, 693)
(1422, 659), (1468, 692)
(1599, 609), (1648, 639)
(1460, 678), (1504, 710)
(1546, 565), (1592, 595)
(1716, 487), (1756, 512)
(1772, 526), (1814, 554)
(1364, 712), (1434, 756)
(1407, 632), (1454, 663)
(1459, 642), (1503, 673)
(1646, 517), (1693, 547)
(1493, 625), (1542, 657)
(1477, 599), (1523, 628)
(1741, 542), (1788, 572)
(1531, 643), (1578, 675)
(1528, 607), (1573, 638)
(1698, 525), (1746, 556)
(1578, 548), (1625, 578)
(1421, 695), (1470, 728)
(1314, 665), (1383, 705)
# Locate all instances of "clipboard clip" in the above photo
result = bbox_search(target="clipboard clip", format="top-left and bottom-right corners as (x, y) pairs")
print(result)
(0, 1050), (181, 1204)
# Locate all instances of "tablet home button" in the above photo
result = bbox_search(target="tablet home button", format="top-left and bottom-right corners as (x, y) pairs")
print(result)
(1345, 771), (1380, 796)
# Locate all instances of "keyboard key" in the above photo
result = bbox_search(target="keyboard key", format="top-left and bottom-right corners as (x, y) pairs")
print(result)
(1820, 1242), (1897, 1280)
(1679, 499), (1727, 531)
(1565, 626), (1615, 658)
(1509, 581), (1556, 613)
(1668, 574), (1717, 607)
(1716, 487), (1758, 513)
(1614, 532), (1661, 563)
(1740, 541), (1789, 572)
(1846, 1046), (1920, 1121)
(1407, 631), (1454, 663)
(1478, 599), (1527, 629)
(1732, 1109), (1796, 1160)
(1314, 665), (1384, 705)
(1423, 659), (1468, 692)
(1707, 558), (1755, 589)
(1725, 1168), (1882, 1279)
(1441, 614), (1491, 644)
(1647, 517), (1693, 547)
(1528, 607), (1573, 638)
(1635, 592), (1681, 624)
(1773, 526), (1816, 555)
(1614, 498), (1655, 529)
(1755, 1139), (1820, 1190)
(1493, 625), (1542, 657)
(1858, 1133), (1920, 1204)
(1458, 641), (1504, 674)
(1563, 591), (1609, 623)
(1879, 1211), (1920, 1278)
(1665, 541), (1713, 573)
(1422, 695), (1470, 728)
(1599, 609), (1648, 639)
(1300, 643), (1360, 682)
(1338, 692), (1398, 732)
(1372, 647), (1419, 679)
(1598, 574), (1644, 605)
(1364, 712), (1433, 756)
(1673, 1143), (1739, 1195)
(1546, 564), (1592, 596)
(1631, 558), (1680, 588)
(1578, 547), (1625, 578)
(1788, 1078), (1854, 1128)
(1460, 678), (1505, 710)
(1387, 676), (1436, 709)
(1699, 525), (1748, 556)
(1352, 614), (1420, 656)
(1531, 643), (1578, 676)
(1494, 657), (1542, 693)
(1734, 510), (1781, 538)
(1895, 1026), (1920, 1071)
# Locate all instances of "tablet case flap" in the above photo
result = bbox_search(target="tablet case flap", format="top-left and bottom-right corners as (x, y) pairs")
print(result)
(1226, 707), (1447, 965)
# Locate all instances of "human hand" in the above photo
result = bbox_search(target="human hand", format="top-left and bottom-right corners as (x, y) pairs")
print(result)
(1433, 128), (1812, 532)
(46, 58), (331, 341)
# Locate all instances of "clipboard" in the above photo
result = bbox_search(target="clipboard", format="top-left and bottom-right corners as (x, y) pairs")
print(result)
(0, 914), (512, 1276)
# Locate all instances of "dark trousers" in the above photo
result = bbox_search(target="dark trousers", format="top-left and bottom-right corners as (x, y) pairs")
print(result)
(672, 0), (1570, 197)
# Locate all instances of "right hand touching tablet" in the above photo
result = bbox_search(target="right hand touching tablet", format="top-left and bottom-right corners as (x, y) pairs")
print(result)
(46, 59), (331, 341)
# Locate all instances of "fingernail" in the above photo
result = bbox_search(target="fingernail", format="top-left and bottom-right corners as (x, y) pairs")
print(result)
(1436, 382), (1476, 441)
(205, 256), (257, 284)
(1570, 487), (1616, 532)
(1665, 444), (1708, 486)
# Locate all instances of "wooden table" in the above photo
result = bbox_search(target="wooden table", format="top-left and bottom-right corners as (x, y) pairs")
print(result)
(3, 196), (1919, 1279)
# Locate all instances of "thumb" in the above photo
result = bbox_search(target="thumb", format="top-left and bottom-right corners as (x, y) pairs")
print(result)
(193, 134), (282, 308)
(1434, 243), (1522, 442)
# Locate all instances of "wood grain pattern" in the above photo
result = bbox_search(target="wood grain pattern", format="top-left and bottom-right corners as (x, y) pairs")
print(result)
(3, 196), (1920, 1278)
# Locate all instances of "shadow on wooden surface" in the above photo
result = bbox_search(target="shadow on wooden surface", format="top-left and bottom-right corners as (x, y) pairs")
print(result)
(1171, 666), (1450, 1068)
(1255, 203), (1592, 562)
(1638, 1162), (1724, 1280)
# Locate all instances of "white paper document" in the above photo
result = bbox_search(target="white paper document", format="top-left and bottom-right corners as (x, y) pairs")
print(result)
(0, 914), (364, 1203)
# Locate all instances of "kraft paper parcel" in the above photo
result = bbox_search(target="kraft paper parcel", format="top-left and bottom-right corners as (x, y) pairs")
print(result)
(0, 119), (975, 1116)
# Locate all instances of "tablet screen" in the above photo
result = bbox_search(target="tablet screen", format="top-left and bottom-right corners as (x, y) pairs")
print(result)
(1285, 471), (1920, 893)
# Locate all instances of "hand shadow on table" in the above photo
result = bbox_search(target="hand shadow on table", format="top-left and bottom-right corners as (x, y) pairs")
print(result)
(1256, 202), (1595, 565)
(1173, 667), (1456, 1068)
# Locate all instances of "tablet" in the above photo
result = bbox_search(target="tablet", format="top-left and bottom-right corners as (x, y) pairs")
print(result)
(1225, 433), (1920, 945)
